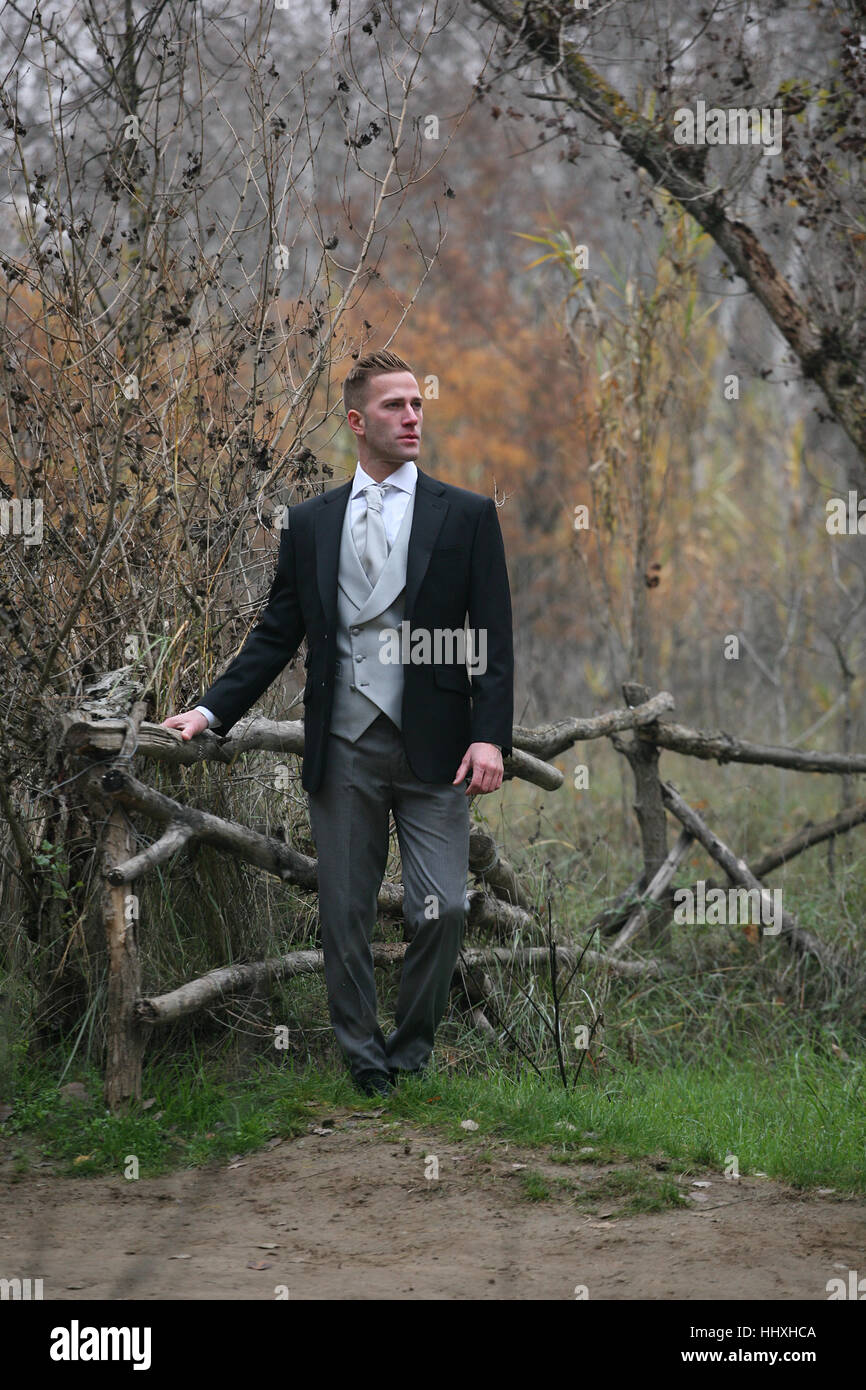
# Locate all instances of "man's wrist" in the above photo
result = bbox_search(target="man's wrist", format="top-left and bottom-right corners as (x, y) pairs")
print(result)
(194, 705), (220, 728)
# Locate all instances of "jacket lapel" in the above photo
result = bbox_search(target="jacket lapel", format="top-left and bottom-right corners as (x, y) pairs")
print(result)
(403, 469), (449, 619)
(315, 479), (352, 631)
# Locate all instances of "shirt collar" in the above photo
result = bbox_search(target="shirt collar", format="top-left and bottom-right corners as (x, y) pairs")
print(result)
(351, 458), (417, 498)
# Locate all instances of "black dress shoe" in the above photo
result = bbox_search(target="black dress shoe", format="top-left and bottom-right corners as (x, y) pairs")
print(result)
(354, 1070), (392, 1098)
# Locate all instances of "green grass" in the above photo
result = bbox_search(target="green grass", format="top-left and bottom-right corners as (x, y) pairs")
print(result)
(516, 1169), (552, 1201)
(2, 1055), (320, 1178)
(573, 1168), (684, 1216)
(2, 1041), (863, 1194)
(389, 1049), (865, 1190)
(509, 1158), (683, 1215)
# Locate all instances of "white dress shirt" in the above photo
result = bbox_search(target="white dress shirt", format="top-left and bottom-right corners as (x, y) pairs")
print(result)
(351, 457), (417, 546)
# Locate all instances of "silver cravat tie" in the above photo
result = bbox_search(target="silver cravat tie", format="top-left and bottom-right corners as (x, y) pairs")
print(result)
(352, 483), (390, 586)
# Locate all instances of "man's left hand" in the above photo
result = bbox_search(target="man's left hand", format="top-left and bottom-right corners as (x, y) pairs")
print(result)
(453, 743), (504, 796)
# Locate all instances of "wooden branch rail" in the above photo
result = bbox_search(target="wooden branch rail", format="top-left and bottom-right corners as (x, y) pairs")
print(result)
(749, 799), (866, 876)
(510, 689), (675, 758)
(591, 797), (866, 939)
(684, 798), (866, 899)
(594, 683), (866, 946)
(81, 765), (534, 932)
(135, 942), (672, 1027)
(60, 712), (563, 790)
(639, 721), (866, 775)
(608, 829), (694, 956)
(660, 783), (844, 974)
(509, 694), (866, 777)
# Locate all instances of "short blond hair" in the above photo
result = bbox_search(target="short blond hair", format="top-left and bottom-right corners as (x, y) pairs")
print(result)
(342, 349), (415, 416)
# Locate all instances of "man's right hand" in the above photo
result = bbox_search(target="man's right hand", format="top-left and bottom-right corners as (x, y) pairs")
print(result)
(162, 710), (210, 741)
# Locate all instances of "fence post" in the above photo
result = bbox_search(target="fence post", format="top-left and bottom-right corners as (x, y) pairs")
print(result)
(101, 701), (148, 1112)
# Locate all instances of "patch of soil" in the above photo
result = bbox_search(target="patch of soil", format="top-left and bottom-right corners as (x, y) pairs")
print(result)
(2, 1111), (863, 1300)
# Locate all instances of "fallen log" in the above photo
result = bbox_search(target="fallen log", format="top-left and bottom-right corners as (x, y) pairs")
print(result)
(466, 888), (532, 935)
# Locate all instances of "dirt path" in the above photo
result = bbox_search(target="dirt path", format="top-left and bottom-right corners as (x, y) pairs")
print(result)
(4, 1109), (863, 1300)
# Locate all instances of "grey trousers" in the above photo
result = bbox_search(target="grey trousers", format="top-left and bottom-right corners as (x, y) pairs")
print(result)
(306, 710), (471, 1078)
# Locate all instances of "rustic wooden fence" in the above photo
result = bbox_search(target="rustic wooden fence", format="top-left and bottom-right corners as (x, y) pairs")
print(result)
(55, 681), (864, 1111)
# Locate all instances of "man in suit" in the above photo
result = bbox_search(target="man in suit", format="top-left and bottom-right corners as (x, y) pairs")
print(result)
(163, 350), (514, 1097)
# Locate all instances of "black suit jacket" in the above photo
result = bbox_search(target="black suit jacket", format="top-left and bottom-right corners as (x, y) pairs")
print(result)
(197, 467), (514, 793)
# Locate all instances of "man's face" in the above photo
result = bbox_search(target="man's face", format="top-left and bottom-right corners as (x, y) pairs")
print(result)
(350, 371), (422, 465)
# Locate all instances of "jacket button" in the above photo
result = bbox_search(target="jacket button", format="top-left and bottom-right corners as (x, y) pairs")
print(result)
(351, 627), (359, 635)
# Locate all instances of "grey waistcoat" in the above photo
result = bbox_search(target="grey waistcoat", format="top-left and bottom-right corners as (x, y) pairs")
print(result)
(328, 486), (417, 742)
